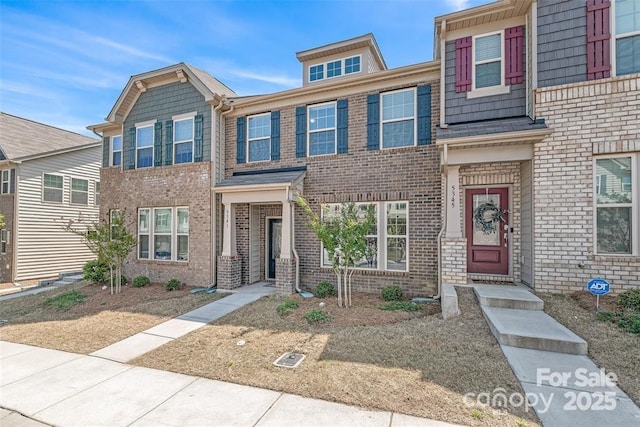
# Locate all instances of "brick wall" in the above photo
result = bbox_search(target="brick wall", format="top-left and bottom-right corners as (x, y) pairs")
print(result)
(534, 75), (640, 293)
(0, 194), (14, 282)
(441, 238), (467, 284)
(100, 162), (212, 286)
(224, 80), (442, 296)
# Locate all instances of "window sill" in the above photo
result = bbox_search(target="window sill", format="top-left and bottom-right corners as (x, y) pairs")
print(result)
(136, 259), (189, 266)
(593, 254), (639, 261)
(467, 85), (510, 99)
(321, 266), (409, 276)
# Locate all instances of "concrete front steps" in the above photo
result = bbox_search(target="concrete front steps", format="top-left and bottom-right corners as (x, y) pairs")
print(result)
(51, 273), (84, 287)
(475, 285), (587, 355)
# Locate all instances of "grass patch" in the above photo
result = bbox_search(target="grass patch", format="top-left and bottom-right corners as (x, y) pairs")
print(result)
(276, 298), (299, 316)
(379, 301), (422, 312)
(44, 290), (86, 311)
(304, 309), (331, 324)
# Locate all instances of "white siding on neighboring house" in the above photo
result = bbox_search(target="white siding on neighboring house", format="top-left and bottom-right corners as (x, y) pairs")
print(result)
(15, 146), (101, 281)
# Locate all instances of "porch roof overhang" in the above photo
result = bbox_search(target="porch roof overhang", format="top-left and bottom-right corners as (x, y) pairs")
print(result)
(436, 118), (552, 166)
(214, 168), (306, 204)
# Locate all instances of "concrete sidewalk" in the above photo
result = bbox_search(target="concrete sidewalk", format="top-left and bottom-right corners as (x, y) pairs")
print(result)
(0, 341), (457, 427)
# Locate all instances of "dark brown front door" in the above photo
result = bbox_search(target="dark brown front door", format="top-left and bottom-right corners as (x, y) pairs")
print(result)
(466, 188), (509, 275)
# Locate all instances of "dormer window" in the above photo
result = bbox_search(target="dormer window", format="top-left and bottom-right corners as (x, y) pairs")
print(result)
(310, 64), (324, 82)
(307, 55), (363, 83)
(345, 56), (361, 74)
(327, 60), (342, 78)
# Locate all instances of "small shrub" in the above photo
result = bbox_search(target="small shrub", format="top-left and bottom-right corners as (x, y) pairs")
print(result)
(381, 285), (403, 302)
(304, 309), (331, 324)
(315, 282), (335, 298)
(166, 279), (182, 291)
(44, 290), (86, 311)
(618, 313), (640, 336)
(277, 298), (299, 316)
(619, 289), (640, 312)
(596, 310), (618, 322)
(132, 275), (150, 288)
(83, 260), (108, 284)
(379, 301), (422, 312)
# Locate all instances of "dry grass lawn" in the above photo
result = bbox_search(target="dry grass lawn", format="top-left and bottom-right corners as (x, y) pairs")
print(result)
(132, 289), (540, 426)
(0, 281), (222, 353)
(540, 292), (640, 405)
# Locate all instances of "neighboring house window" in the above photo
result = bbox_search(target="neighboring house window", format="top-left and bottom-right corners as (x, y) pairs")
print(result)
(1, 170), (11, 194)
(594, 155), (637, 255)
(321, 201), (408, 272)
(474, 32), (502, 89)
(43, 174), (63, 203)
(136, 125), (154, 168)
(381, 88), (416, 149)
(0, 229), (7, 254)
(345, 56), (361, 74)
(112, 135), (122, 166)
(309, 64), (324, 82)
(95, 182), (100, 206)
(248, 113), (271, 162)
(71, 178), (88, 205)
(110, 209), (121, 239)
(327, 60), (342, 78)
(308, 102), (336, 156)
(615, 0), (640, 75)
(138, 207), (188, 262)
(174, 117), (194, 164)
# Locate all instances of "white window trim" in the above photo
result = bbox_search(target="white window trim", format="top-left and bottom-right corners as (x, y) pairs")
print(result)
(173, 116), (195, 165)
(307, 101), (337, 157)
(320, 201), (409, 272)
(0, 169), (10, 194)
(308, 55), (363, 83)
(111, 135), (123, 168)
(593, 153), (639, 256)
(308, 64), (325, 82)
(344, 55), (362, 75)
(172, 111), (197, 121)
(95, 181), (100, 206)
(70, 177), (89, 206)
(138, 207), (189, 262)
(326, 59), (343, 79)
(380, 87), (418, 150)
(110, 209), (121, 240)
(135, 123), (155, 169)
(247, 112), (271, 163)
(611, 0), (640, 77)
(468, 30), (510, 99)
(138, 209), (150, 260)
(42, 173), (64, 204)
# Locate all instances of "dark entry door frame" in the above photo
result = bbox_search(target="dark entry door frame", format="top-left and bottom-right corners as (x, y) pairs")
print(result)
(266, 217), (282, 280)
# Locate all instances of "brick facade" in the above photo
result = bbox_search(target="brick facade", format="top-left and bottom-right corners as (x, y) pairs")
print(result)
(217, 255), (242, 290)
(275, 257), (296, 296)
(100, 162), (212, 286)
(534, 75), (640, 293)
(440, 238), (467, 285)
(0, 194), (14, 282)
(223, 81), (442, 296)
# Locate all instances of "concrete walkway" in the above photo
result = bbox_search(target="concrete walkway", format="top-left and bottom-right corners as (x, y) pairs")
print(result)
(472, 284), (640, 426)
(0, 341), (457, 427)
(91, 282), (276, 363)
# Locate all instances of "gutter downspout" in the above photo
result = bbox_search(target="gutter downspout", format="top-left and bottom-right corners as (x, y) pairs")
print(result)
(286, 186), (301, 293)
(434, 143), (448, 300)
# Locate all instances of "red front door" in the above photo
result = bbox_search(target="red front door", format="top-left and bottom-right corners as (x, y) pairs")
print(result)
(466, 188), (509, 275)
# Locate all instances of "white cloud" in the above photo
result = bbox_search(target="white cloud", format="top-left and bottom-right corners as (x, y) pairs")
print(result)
(87, 35), (174, 63)
(230, 70), (300, 89)
(445, 0), (470, 11)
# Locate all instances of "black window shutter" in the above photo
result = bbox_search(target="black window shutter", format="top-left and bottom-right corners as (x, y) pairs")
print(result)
(295, 106), (307, 158)
(102, 136), (110, 167)
(367, 94), (380, 150)
(337, 99), (348, 154)
(165, 120), (173, 165)
(270, 111), (280, 161)
(9, 169), (15, 194)
(417, 84), (432, 146)
(194, 114), (204, 162)
(127, 127), (136, 170)
(154, 122), (163, 166)
(236, 117), (246, 164)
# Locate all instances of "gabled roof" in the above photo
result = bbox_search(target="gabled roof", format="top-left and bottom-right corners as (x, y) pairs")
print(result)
(106, 63), (236, 123)
(296, 33), (387, 70)
(435, 0), (532, 34)
(0, 112), (99, 162)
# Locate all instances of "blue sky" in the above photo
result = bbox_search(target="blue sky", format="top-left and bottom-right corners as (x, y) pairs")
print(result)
(0, 0), (488, 136)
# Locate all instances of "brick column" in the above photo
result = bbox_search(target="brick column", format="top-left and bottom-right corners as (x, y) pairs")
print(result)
(275, 257), (296, 296)
(441, 237), (468, 285)
(217, 255), (242, 290)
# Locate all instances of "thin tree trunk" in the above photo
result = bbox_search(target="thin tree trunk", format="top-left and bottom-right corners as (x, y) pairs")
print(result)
(109, 266), (114, 295)
(335, 270), (342, 307)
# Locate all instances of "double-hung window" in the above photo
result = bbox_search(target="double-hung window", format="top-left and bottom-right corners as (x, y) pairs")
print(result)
(136, 124), (154, 168)
(594, 155), (638, 255)
(110, 209), (121, 239)
(95, 182), (100, 206)
(71, 178), (88, 205)
(248, 113), (271, 162)
(308, 102), (336, 156)
(309, 64), (324, 82)
(474, 32), (503, 89)
(0, 229), (7, 254)
(174, 116), (194, 164)
(381, 88), (416, 149)
(615, 0), (640, 75)
(112, 135), (122, 167)
(321, 201), (409, 272)
(1, 170), (11, 194)
(43, 174), (63, 203)
(138, 207), (189, 262)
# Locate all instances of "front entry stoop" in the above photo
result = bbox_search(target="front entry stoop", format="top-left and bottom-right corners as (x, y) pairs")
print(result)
(475, 285), (587, 355)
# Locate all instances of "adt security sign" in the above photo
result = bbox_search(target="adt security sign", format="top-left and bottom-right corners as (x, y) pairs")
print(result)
(587, 278), (611, 296)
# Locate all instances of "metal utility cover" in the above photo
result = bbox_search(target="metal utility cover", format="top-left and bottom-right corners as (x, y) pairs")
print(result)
(273, 352), (305, 368)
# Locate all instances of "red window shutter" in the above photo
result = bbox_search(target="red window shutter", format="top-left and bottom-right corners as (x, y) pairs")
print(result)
(505, 26), (524, 85)
(455, 37), (472, 92)
(586, 0), (611, 80)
